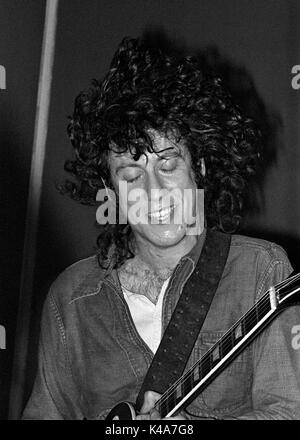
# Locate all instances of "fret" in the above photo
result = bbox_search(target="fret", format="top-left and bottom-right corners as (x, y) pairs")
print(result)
(220, 331), (234, 357)
(193, 363), (200, 383)
(212, 345), (220, 362)
(198, 355), (203, 381)
(257, 297), (271, 321)
(183, 371), (194, 395)
(230, 325), (236, 349)
(207, 305), (267, 371)
(175, 382), (182, 400)
(255, 301), (259, 324)
(159, 401), (168, 419)
(200, 352), (212, 377)
(160, 393), (176, 418)
(234, 322), (243, 340)
(243, 308), (256, 334)
(241, 316), (246, 337)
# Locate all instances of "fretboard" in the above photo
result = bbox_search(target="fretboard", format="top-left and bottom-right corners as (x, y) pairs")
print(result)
(155, 290), (275, 418)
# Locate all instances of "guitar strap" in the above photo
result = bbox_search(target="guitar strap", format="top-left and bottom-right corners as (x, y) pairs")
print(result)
(136, 229), (232, 412)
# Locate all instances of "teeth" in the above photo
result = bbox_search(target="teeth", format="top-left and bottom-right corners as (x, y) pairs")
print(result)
(149, 206), (175, 220)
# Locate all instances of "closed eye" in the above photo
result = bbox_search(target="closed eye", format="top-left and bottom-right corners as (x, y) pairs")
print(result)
(126, 175), (142, 183)
(159, 158), (178, 174)
(160, 167), (176, 174)
(123, 173), (143, 183)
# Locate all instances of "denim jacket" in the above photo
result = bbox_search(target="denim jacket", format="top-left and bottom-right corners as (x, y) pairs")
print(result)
(23, 233), (300, 420)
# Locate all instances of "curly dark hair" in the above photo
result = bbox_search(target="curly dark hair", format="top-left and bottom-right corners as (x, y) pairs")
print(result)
(63, 36), (261, 268)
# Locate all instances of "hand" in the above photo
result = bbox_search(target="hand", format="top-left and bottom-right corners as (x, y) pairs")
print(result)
(136, 390), (187, 420)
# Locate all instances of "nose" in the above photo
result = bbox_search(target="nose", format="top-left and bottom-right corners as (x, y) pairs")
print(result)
(146, 171), (167, 205)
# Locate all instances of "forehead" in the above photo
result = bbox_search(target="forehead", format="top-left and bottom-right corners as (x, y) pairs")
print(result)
(109, 131), (187, 166)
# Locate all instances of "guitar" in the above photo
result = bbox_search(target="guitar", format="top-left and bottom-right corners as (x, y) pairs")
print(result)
(106, 272), (300, 420)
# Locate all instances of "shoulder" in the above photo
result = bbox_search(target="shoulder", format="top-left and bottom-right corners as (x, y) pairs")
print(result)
(228, 234), (293, 298)
(47, 255), (106, 309)
(230, 234), (291, 265)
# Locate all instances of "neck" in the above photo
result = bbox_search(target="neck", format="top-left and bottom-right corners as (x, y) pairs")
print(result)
(131, 234), (199, 277)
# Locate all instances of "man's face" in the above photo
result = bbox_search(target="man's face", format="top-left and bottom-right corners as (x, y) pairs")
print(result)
(109, 131), (202, 248)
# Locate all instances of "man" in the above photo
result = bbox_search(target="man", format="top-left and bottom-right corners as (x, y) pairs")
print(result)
(23, 37), (300, 420)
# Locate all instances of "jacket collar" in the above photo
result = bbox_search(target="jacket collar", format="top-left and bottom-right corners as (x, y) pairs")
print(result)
(181, 227), (207, 266)
(70, 229), (207, 303)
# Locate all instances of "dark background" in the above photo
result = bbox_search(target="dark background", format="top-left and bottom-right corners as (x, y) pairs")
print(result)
(0, 0), (46, 419)
(1, 0), (300, 419)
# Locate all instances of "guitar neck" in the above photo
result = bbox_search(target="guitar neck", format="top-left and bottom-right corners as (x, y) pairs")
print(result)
(154, 274), (300, 418)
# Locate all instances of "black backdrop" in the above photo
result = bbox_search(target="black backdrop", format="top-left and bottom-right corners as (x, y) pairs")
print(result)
(0, 0), (45, 419)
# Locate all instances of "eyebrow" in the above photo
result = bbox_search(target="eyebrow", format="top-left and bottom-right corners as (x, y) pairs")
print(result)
(157, 149), (181, 158)
(114, 147), (182, 173)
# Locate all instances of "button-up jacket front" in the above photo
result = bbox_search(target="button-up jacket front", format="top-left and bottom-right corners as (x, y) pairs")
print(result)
(23, 234), (300, 420)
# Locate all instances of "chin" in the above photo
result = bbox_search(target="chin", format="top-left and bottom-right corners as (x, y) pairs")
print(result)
(139, 224), (187, 248)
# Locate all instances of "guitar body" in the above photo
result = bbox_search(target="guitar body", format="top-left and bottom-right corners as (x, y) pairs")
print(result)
(106, 402), (136, 420)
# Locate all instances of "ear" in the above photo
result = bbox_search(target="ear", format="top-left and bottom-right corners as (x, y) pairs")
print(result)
(200, 158), (206, 177)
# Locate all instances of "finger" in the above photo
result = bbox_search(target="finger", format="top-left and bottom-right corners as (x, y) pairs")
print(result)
(150, 409), (161, 420)
(140, 390), (162, 414)
(136, 413), (151, 420)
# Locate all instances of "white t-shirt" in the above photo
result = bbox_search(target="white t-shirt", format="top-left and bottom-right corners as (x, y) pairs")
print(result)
(122, 278), (170, 354)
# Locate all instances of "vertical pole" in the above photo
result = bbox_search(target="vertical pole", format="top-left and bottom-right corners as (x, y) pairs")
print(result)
(8, 0), (59, 419)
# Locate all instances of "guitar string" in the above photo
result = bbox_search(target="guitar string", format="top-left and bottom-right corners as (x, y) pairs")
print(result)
(108, 273), (300, 416)
(157, 291), (282, 416)
(156, 292), (271, 416)
(276, 272), (300, 298)
(158, 276), (300, 416)
(155, 274), (300, 415)
(157, 276), (300, 416)
(157, 271), (300, 409)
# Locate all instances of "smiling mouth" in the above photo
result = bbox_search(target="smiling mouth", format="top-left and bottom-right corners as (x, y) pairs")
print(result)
(148, 205), (176, 223)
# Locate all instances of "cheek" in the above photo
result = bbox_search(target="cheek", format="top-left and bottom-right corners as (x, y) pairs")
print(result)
(117, 184), (149, 221)
(167, 171), (196, 191)
(110, 170), (120, 191)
